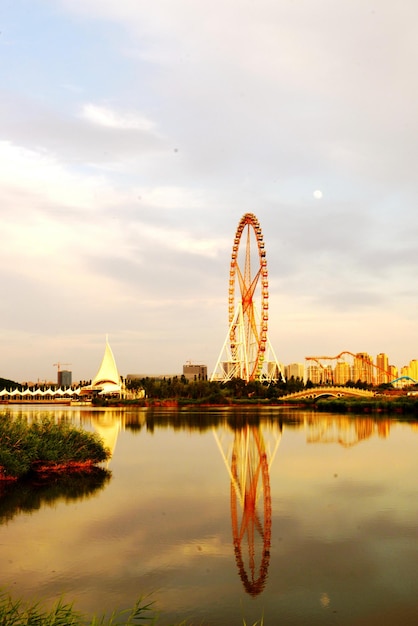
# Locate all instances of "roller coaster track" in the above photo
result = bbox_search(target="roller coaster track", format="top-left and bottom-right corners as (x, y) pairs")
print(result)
(305, 351), (392, 383)
(391, 376), (417, 384)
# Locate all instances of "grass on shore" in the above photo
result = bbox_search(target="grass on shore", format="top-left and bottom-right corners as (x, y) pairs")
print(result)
(0, 589), (265, 626)
(0, 414), (110, 481)
(0, 590), (159, 625)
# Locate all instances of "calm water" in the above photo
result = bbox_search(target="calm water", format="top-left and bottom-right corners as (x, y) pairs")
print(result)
(1, 406), (417, 625)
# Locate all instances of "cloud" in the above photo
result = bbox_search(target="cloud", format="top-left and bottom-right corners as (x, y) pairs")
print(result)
(0, 95), (164, 166)
(81, 103), (157, 132)
(0, 0), (417, 379)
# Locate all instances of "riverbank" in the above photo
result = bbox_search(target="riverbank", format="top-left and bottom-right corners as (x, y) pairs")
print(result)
(314, 396), (418, 415)
(92, 395), (418, 416)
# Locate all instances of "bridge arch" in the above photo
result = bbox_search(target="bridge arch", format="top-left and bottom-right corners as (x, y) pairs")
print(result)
(279, 386), (376, 402)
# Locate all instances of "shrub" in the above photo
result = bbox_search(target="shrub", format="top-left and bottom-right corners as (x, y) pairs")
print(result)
(0, 416), (36, 479)
(0, 414), (110, 480)
(29, 418), (109, 464)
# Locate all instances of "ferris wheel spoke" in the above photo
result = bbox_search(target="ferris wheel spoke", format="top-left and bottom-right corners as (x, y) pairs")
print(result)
(236, 264), (245, 296)
(238, 509), (251, 542)
(242, 270), (262, 313)
(247, 309), (260, 344)
(253, 512), (265, 538)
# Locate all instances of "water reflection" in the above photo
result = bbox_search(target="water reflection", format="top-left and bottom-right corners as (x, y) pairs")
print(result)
(304, 415), (392, 446)
(91, 414), (121, 458)
(0, 468), (110, 525)
(0, 406), (113, 525)
(1, 406), (417, 625)
(214, 422), (282, 596)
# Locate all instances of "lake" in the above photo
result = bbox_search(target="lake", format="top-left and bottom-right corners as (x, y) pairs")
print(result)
(1, 406), (417, 625)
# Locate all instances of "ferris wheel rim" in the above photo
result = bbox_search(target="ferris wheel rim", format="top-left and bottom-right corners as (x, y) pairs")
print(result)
(228, 213), (269, 380)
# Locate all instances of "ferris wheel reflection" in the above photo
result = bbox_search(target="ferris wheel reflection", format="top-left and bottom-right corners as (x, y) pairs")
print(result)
(213, 422), (281, 596)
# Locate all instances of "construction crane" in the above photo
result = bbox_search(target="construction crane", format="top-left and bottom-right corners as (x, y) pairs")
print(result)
(53, 362), (71, 372)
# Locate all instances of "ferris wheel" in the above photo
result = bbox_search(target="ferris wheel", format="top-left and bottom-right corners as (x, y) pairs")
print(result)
(213, 423), (282, 596)
(230, 426), (272, 596)
(211, 213), (282, 382)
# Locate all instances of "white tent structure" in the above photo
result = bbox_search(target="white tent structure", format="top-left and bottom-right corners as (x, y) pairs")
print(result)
(80, 337), (122, 397)
(0, 387), (81, 401)
(0, 337), (122, 402)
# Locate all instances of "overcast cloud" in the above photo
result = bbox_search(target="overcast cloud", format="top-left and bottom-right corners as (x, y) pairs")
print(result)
(1, 0), (417, 382)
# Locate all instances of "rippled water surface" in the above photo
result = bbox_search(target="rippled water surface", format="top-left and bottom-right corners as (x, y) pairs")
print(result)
(1, 406), (417, 625)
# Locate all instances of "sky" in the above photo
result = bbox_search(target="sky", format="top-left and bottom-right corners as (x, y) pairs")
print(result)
(1, 0), (417, 383)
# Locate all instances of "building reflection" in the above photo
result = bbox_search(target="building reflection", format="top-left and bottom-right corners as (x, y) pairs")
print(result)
(303, 415), (392, 446)
(90, 413), (121, 459)
(214, 422), (282, 596)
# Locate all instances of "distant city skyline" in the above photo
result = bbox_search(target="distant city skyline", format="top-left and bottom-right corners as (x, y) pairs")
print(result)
(1, 1), (417, 381)
(12, 348), (418, 387)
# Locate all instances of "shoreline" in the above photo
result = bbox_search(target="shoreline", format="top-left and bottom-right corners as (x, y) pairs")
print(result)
(91, 397), (418, 416)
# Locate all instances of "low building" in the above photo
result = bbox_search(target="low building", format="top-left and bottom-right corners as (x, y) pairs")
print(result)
(183, 362), (208, 381)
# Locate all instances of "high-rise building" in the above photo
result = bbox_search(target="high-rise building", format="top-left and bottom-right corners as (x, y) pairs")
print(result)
(388, 365), (398, 381)
(285, 363), (305, 382)
(334, 361), (351, 385)
(409, 359), (418, 381)
(323, 365), (334, 384)
(401, 365), (409, 378)
(376, 353), (389, 384)
(267, 361), (284, 380)
(353, 353), (373, 384)
(306, 365), (322, 385)
(58, 370), (72, 388)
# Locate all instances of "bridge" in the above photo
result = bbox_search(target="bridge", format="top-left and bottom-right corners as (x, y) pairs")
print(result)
(279, 386), (376, 401)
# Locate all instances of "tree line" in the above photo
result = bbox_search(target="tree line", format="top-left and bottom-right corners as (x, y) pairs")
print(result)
(125, 375), (409, 403)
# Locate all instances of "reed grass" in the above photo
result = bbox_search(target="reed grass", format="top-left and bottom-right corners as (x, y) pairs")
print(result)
(0, 414), (110, 480)
(0, 588), (264, 625)
(0, 590), (159, 625)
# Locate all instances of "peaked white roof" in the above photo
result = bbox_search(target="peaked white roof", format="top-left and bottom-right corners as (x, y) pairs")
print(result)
(90, 338), (121, 393)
